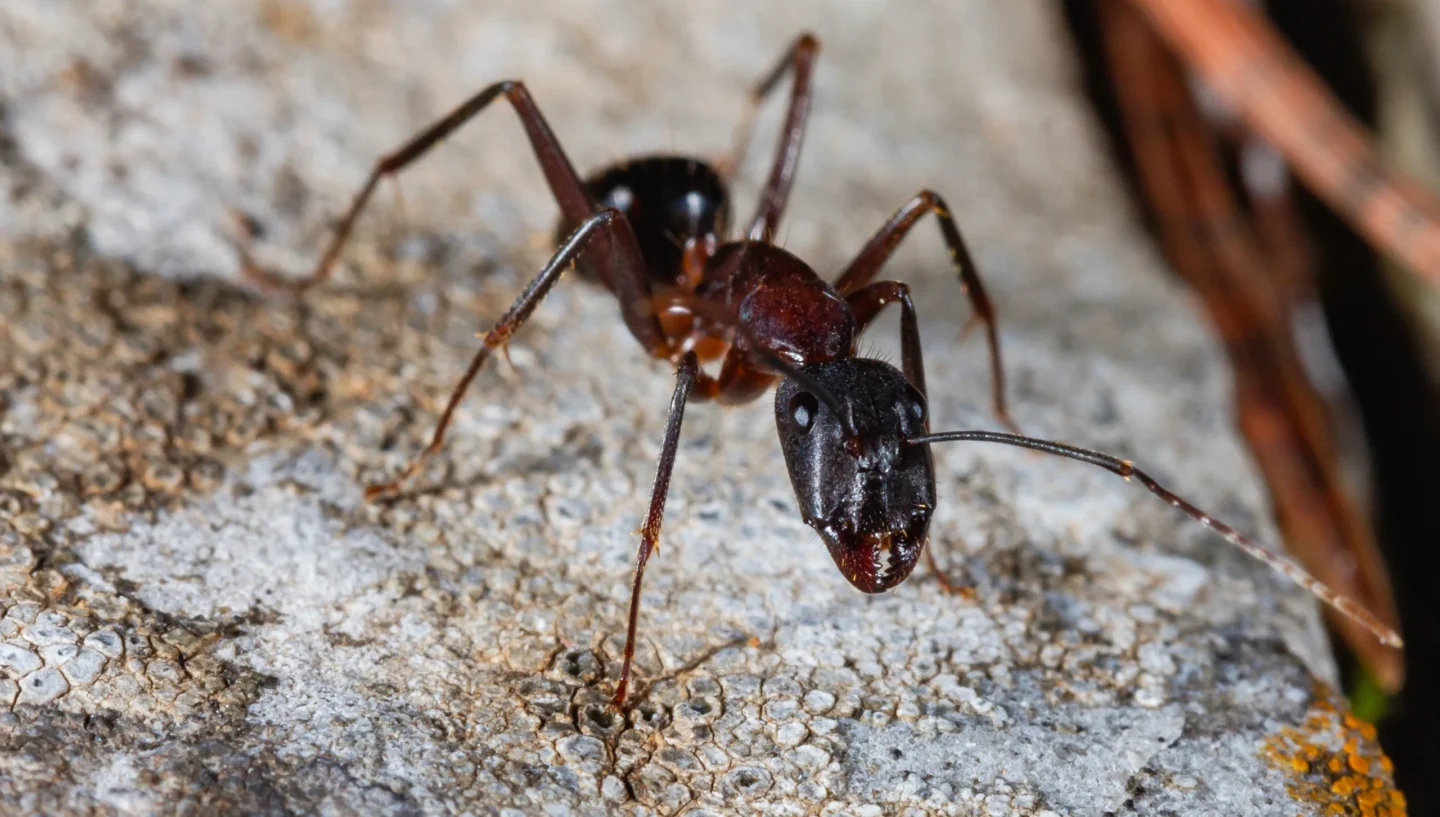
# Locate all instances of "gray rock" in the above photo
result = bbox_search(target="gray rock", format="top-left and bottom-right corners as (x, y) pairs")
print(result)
(39, 642), (79, 666)
(21, 624), (76, 647)
(17, 667), (69, 706)
(82, 629), (124, 659)
(0, 642), (42, 678)
(58, 648), (107, 687)
(0, 0), (1406, 815)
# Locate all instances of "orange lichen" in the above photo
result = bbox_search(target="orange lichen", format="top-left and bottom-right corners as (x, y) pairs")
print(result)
(1330, 775), (1360, 798)
(1261, 685), (1406, 816)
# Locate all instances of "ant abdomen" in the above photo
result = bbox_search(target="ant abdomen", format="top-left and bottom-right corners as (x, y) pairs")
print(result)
(558, 156), (731, 287)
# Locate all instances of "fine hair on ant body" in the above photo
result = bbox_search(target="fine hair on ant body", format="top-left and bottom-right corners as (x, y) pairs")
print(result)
(247, 33), (1402, 707)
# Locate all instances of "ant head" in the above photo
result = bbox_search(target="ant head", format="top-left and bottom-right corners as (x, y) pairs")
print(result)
(775, 359), (936, 593)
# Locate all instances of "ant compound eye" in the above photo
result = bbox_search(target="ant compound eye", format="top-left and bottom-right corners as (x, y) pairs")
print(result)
(902, 387), (926, 423)
(789, 392), (819, 432)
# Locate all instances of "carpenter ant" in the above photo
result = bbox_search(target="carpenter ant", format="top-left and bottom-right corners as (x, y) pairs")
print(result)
(250, 33), (1402, 707)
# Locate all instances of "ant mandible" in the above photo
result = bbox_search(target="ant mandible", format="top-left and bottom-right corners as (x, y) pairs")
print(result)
(251, 33), (1402, 707)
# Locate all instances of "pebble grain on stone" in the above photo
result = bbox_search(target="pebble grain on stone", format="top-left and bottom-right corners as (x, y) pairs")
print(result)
(0, 0), (1405, 815)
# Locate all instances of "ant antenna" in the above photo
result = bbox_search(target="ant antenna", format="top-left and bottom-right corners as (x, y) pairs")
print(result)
(907, 429), (1404, 648)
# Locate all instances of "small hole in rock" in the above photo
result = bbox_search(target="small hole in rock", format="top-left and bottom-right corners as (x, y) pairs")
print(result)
(890, 748), (904, 760)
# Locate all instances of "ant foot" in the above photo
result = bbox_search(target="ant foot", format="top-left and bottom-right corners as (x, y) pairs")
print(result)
(934, 577), (977, 601)
(363, 482), (399, 502)
(607, 683), (630, 712)
(227, 209), (318, 293)
(924, 548), (976, 600)
(243, 263), (315, 293)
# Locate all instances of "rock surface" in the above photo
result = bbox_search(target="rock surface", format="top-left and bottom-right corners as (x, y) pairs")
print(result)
(0, 1), (1405, 815)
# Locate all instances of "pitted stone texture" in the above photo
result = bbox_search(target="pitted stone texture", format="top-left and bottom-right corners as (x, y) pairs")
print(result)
(0, 0), (1393, 815)
(0, 544), (264, 725)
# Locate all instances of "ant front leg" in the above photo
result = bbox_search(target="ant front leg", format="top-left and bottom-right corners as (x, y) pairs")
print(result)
(836, 190), (1019, 434)
(366, 208), (646, 500)
(611, 351), (700, 708)
(717, 33), (820, 242)
(847, 280), (970, 597)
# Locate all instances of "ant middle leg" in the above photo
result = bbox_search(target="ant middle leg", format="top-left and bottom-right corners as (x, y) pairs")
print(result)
(365, 208), (649, 500)
(848, 280), (970, 597)
(715, 32), (820, 242)
(835, 190), (1019, 433)
(612, 351), (700, 708)
(846, 280), (926, 397)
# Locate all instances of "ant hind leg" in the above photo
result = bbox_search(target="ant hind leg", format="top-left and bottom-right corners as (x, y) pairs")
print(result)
(716, 33), (820, 242)
(254, 80), (632, 301)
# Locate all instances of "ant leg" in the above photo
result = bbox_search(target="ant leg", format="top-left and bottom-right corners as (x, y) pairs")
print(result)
(612, 351), (700, 708)
(715, 33), (820, 242)
(366, 208), (637, 500)
(907, 429), (1404, 648)
(261, 80), (595, 291)
(691, 350), (776, 407)
(845, 280), (926, 398)
(849, 280), (970, 597)
(643, 291), (856, 415)
(923, 544), (976, 599)
(835, 190), (1018, 433)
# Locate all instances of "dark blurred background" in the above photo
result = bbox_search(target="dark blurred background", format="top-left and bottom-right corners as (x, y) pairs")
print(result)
(1062, 0), (1440, 811)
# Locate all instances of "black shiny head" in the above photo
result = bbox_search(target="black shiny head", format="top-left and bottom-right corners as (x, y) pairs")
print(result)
(775, 358), (936, 593)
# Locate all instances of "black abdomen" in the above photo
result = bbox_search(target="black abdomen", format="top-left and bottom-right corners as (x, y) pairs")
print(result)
(558, 156), (731, 286)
